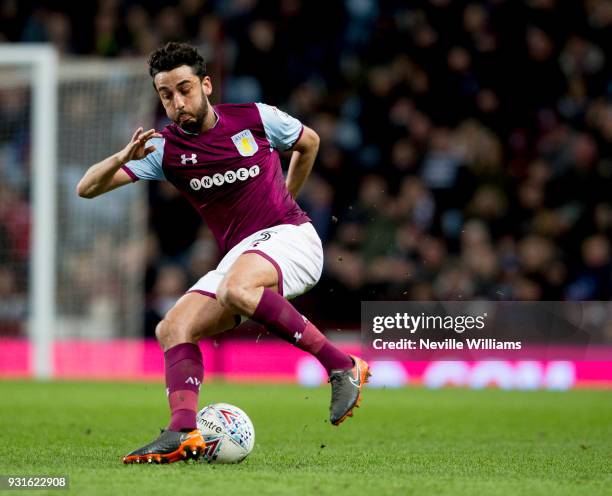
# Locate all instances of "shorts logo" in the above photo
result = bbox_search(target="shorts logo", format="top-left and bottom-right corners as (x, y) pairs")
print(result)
(190, 165), (260, 191)
(231, 129), (259, 157)
(250, 231), (274, 247)
(181, 153), (197, 164)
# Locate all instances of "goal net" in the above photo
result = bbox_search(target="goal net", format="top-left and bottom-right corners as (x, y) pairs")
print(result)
(0, 45), (157, 377)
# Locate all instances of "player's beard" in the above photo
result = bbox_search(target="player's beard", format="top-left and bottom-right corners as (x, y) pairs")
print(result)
(176, 93), (209, 133)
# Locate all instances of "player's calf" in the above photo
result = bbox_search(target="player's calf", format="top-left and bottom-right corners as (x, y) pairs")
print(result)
(248, 288), (370, 424)
(251, 287), (353, 371)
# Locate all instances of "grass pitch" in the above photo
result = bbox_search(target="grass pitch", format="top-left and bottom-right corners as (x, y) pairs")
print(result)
(0, 381), (610, 496)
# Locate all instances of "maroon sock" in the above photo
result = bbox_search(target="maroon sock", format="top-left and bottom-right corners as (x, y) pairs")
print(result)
(252, 288), (353, 374)
(164, 343), (203, 431)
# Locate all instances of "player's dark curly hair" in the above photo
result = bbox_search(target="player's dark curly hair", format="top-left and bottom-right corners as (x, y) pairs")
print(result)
(147, 42), (207, 80)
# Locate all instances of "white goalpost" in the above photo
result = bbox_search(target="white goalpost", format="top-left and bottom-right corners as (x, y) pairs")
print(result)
(0, 44), (156, 379)
(0, 45), (58, 379)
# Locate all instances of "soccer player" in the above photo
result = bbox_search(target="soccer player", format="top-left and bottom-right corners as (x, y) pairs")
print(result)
(77, 42), (370, 464)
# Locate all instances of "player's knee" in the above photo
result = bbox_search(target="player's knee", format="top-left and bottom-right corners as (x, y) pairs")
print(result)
(155, 318), (191, 350)
(155, 319), (171, 347)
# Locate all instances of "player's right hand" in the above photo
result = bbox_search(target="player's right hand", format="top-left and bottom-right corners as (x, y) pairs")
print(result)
(117, 127), (163, 165)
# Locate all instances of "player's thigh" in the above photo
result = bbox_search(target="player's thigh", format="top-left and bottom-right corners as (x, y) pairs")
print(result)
(220, 252), (279, 292)
(157, 292), (237, 347)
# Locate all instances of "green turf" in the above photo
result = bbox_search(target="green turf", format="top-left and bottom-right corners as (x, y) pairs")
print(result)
(0, 381), (610, 496)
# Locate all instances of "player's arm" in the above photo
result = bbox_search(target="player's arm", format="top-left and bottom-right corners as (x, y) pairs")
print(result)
(285, 126), (320, 199)
(76, 127), (161, 198)
(255, 103), (321, 199)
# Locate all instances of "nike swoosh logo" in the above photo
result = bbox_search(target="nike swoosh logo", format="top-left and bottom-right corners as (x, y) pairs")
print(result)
(348, 363), (361, 388)
(181, 431), (198, 442)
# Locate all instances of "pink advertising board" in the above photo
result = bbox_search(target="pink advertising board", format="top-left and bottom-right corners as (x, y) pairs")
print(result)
(0, 338), (610, 389)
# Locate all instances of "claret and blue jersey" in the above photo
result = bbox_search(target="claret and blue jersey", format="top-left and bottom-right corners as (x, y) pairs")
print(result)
(122, 102), (311, 254)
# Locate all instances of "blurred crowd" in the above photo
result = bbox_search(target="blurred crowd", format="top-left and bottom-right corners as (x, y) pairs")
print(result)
(1, 0), (612, 329)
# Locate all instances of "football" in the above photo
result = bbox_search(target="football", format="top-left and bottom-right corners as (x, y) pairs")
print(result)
(196, 403), (255, 463)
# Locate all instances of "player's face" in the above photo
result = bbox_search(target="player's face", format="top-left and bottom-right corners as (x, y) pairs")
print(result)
(154, 65), (212, 133)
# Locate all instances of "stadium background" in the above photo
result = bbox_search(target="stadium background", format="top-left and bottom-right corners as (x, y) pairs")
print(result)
(0, 0), (611, 387)
(0, 4), (611, 495)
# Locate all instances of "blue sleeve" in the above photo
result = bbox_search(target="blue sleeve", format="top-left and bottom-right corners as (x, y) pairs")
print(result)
(122, 137), (166, 181)
(255, 103), (303, 151)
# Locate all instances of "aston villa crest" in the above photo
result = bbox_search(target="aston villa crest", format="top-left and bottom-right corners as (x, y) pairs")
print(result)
(231, 129), (258, 157)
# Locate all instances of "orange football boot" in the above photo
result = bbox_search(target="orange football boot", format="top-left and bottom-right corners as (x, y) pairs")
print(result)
(122, 429), (205, 464)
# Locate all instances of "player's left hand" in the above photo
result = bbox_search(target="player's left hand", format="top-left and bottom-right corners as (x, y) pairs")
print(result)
(117, 127), (163, 165)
